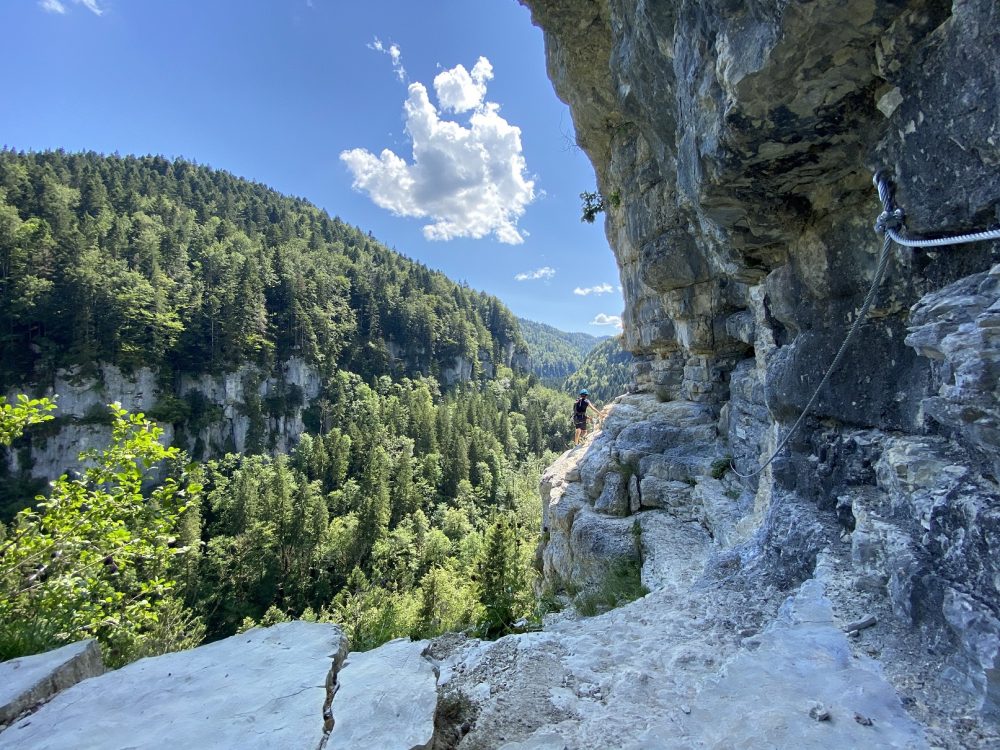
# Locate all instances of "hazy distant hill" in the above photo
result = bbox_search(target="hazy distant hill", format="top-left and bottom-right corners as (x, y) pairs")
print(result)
(517, 317), (603, 385)
(564, 335), (633, 403)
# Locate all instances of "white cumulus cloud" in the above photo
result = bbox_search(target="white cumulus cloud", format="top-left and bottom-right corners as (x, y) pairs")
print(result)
(39, 0), (67, 12)
(367, 37), (406, 83)
(515, 266), (555, 282)
(590, 313), (623, 329)
(434, 57), (492, 113)
(341, 56), (535, 245)
(574, 283), (614, 296)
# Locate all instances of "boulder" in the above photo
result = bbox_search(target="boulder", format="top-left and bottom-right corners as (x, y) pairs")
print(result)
(594, 470), (629, 516)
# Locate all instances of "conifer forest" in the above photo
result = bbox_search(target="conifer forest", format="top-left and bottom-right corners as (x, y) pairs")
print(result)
(0, 150), (591, 665)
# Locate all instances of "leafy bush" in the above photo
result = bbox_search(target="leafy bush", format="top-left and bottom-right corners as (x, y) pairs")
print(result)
(0, 399), (203, 667)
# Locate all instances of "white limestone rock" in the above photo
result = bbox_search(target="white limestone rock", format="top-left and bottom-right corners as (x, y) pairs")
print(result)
(0, 640), (104, 726)
(693, 476), (744, 546)
(690, 580), (928, 749)
(593, 470), (628, 516)
(8, 357), (325, 480)
(638, 476), (694, 511)
(0, 621), (346, 750)
(329, 638), (437, 750)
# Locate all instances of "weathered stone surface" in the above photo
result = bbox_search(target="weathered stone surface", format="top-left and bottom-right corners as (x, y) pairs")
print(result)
(0, 640), (104, 726)
(627, 472), (641, 513)
(907, 264), (1000, 479)
(0, 621), (347, 750)
(873, 435), (1000, 713)
(568, 510), (639, 583)
(691, 579), (927, 749)
(329, 638), (437, 750)
(540, 395), (717, 589)
(576, 439), (614, 500)
(694, 476), (746, 547)
(637, 476), (692, 511)
(593, 470), (628, 516)
(521, 0), (1000, 734)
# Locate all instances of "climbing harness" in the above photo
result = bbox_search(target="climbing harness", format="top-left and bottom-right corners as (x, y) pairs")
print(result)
(731, 171), (1000, 480)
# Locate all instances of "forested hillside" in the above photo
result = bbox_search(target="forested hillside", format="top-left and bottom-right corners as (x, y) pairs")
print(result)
(564, 335), (633, 403)
(517, 317), (602, 385)
(0, 150), (573, 666)
(0, 150), (526, 388)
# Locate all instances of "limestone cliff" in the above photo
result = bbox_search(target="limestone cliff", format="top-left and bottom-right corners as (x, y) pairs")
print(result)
(518, 0), (1000, 739)
(3, 347), (495, 485)
(4, 358), (321, 482)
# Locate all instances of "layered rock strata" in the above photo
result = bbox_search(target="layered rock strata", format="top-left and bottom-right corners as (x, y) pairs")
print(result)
(522, 0), (1000, 732)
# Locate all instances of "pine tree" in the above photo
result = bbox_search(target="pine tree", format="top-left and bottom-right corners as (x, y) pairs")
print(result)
(478, 514), (526, 637)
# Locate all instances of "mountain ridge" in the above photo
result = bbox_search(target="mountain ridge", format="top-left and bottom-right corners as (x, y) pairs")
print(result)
(516, 315), (605, 385)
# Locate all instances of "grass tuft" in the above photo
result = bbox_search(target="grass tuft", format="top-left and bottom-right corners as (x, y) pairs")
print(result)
(574, 560), (648, 617)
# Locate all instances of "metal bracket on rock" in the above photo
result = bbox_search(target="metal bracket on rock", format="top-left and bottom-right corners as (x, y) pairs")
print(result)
(730, 170), (1000, 480)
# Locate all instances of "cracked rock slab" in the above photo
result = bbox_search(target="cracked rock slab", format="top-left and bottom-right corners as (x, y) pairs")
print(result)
(0, 621), (346, 750)
(328, 638), (437, 750)
(0, 639), (104, 725)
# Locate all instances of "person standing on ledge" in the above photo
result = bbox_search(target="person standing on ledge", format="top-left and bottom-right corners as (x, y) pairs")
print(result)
(573, 389), (601, 446)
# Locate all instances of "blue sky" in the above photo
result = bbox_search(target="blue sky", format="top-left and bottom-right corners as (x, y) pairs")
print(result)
(0, 0), (624, 333)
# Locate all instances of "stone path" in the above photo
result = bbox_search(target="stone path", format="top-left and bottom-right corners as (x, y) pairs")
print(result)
(439, 493), (928, 749)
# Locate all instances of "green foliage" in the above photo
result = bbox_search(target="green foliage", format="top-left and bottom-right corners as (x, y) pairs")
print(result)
(175, 370), (558, 649)
(477, 512), (533, 637)
(0, 150), (524, 391)
(710, 456), (732, 480)
(573, 560), (648, 617)
(564, 335), (634, 403)
(0, 400), (202, 666)
(580, 190), (605, 223)
(326, 568), (416, 651)
(579, 189), (620, 223)
(0, 150), (584, 657)
(0, 395), (56, 446)
(148, 394), (191, 425)
(517, 317), (603, 384)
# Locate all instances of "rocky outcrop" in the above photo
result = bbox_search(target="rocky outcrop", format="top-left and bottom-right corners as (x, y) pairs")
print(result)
(541, 394), (730, 588)
(0, 640), (104, 727)
(329, 638), (437, 749)
(432, 514), (939, 748)
(522, 0), (1000, 735)
(906, 264), (1000, 480)
(5, 344), (512, 481)
(0, 624), (448, 750)
(0, 622), (347, 750)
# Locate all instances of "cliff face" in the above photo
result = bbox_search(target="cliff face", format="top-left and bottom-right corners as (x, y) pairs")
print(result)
(3, 347), (501, 485)
(523, 0), (1000, 728)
